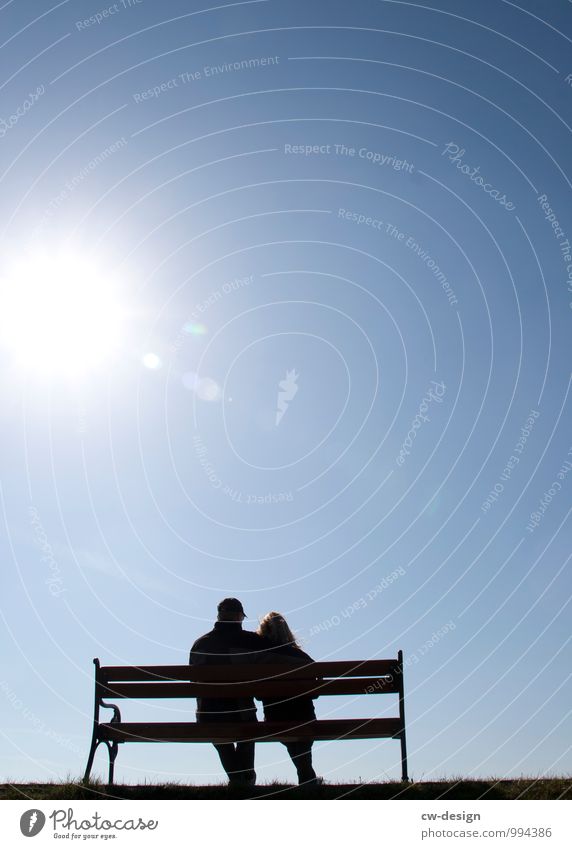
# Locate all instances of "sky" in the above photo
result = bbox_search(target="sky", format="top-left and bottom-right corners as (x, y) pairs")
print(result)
(0, 0), (571, 788)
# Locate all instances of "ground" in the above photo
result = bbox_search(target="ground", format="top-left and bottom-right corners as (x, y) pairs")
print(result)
(1, 778), (570, 800)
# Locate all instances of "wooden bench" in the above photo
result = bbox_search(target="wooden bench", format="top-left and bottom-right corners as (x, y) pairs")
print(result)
(83, 652), (409, 784)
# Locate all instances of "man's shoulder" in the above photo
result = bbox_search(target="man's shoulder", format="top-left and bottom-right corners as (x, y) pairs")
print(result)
(241, 629), (266, 644)
(190, 627), (264, 652)
(191, 629), (216, 650)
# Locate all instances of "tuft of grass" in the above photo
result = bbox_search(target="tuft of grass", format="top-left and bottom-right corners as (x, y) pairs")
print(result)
(0, 776), (570, 801)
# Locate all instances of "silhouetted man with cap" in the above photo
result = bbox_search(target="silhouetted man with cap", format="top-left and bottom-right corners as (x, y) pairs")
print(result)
(189, 598), (268, 785)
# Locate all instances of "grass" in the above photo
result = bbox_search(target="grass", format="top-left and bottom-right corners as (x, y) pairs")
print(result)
(1, 776), (570, 800)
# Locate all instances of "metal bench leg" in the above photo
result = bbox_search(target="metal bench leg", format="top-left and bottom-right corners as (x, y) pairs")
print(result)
(106, 741), (119, 785)
(397, 650), (410, 782)
(83, 734), (99, 784)
(84, 658), (103, 785)
(400, 731), (410, 783)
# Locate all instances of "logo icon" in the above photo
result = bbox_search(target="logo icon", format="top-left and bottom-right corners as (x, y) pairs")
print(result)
(20, 810), (46, 837)
(275, 369), (299, 426)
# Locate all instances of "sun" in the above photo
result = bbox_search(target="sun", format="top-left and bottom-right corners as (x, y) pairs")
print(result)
(0, 250), (124, 376)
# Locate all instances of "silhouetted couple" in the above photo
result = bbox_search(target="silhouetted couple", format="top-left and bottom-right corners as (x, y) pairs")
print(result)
(190, 597), (319, 787)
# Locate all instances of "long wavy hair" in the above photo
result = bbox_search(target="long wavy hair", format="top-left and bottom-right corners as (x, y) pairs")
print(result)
(257, 611), (302, 650)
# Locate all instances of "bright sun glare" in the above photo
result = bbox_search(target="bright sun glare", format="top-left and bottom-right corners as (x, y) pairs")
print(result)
(0, 251), (123, 376)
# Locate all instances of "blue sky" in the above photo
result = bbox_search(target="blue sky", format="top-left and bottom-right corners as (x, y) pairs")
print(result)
(1, 0), (571, 786)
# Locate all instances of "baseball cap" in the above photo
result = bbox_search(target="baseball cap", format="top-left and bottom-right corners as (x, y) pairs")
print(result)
(217, 597), (246, 616)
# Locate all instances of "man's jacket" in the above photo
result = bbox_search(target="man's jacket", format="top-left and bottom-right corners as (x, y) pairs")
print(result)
(189, 621), (269, 722)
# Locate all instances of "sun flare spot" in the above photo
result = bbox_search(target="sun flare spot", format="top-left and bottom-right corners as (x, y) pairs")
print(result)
(0, 250), (124, 376)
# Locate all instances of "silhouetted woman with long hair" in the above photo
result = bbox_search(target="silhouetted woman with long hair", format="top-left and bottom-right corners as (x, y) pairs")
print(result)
(257, 612), (321, 786)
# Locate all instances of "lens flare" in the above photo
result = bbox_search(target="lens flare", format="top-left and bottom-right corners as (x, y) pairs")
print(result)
(183, 322), (207, 336)
(142, 352), (162, 370)
(196, 377), (220, 401)
(181, 371), (220, 401)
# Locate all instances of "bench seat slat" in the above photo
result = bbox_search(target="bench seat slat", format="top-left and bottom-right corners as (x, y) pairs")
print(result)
(100, 660), (399, 683)
(99, 718), (403, 743)
(100, 677), (398, 700)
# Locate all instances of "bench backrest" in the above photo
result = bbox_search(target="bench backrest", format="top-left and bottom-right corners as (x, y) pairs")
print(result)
(96, 658), (403, 701)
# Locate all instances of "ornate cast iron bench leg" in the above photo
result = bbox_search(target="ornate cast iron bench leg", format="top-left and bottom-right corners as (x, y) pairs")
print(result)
(83, 726), (99, 784)
(105, 739), (119, 785)
(83, 664), (122, 785)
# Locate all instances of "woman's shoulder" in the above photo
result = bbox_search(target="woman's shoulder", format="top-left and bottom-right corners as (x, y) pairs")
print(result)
(270, 644), (314, 662)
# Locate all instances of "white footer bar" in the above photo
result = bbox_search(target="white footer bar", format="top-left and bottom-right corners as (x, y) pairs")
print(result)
(1, 799), (570, 848)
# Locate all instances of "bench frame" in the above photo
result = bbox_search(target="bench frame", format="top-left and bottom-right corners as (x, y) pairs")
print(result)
(83, 652), (409, 785)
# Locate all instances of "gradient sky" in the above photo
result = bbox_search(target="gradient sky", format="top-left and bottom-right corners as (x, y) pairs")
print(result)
(1, 0), (571, 787)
